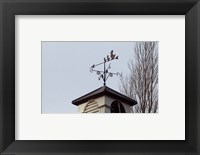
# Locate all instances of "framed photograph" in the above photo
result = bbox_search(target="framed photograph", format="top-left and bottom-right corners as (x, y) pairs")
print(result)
(0, 0), (199, 154)
(41, 41), (157, 114)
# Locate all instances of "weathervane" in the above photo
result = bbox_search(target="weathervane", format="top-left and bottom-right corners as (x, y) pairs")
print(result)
(90, 50), (121, 86)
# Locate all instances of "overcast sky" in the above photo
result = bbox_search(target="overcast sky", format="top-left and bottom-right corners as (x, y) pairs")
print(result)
(42, 41), (136, 113)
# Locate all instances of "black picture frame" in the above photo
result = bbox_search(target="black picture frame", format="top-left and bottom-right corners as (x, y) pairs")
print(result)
(0, 0), (199, 154)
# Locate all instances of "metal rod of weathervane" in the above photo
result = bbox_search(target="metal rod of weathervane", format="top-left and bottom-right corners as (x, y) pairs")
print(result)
(90, 50), (121, 86)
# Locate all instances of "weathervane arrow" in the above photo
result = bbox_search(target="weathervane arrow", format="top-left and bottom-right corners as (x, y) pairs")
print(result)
(90, 50), (121, 86)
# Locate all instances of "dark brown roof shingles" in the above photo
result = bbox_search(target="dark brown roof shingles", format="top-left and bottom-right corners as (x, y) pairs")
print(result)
(72, 86), (137, 106)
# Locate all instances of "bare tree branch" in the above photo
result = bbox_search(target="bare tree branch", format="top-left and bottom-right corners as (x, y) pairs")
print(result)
(119, 42), (158, 113)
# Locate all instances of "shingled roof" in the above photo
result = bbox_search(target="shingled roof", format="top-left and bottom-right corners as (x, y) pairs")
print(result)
(72, 86), (137, 106)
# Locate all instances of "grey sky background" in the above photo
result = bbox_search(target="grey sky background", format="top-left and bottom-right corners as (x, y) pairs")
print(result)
(42, 42), (136, 113)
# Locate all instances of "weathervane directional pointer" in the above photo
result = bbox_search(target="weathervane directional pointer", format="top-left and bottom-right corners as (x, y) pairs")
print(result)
(90, 50), (122, 86)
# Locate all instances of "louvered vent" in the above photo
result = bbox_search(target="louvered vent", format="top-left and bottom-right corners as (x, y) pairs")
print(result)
(83, 100), (99, 113)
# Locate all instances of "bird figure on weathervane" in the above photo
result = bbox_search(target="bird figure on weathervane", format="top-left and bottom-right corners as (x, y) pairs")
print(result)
(90, 50), (121, 86)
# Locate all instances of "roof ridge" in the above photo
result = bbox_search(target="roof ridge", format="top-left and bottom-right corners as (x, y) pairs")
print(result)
(72, 86), (137, 106)
(72, 86), (104, 103)
(105, 86), (131, 98)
